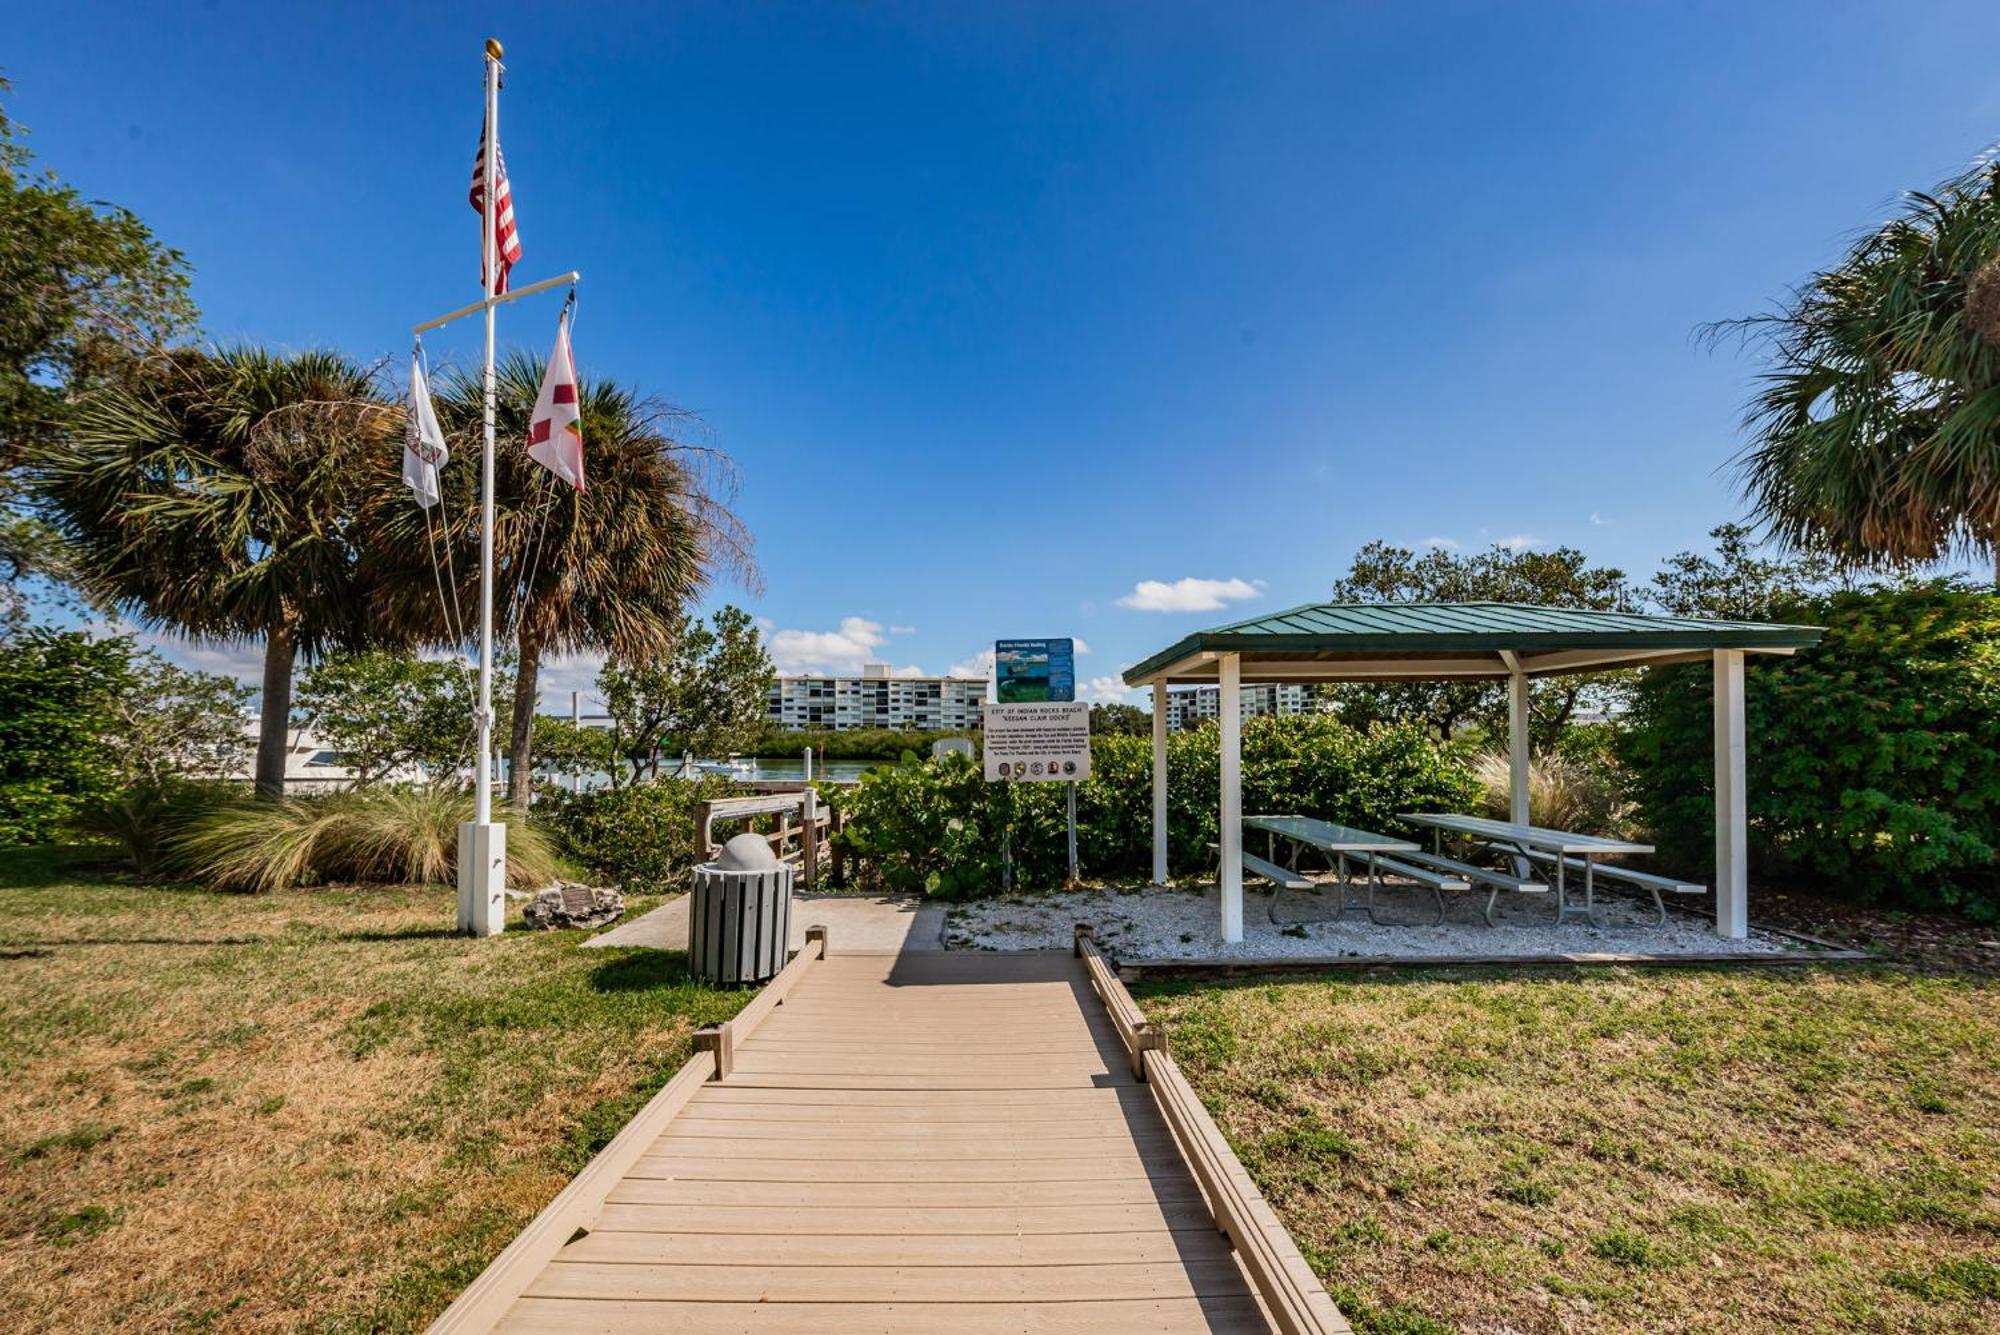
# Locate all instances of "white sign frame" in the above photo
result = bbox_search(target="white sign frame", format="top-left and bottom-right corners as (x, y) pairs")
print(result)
(982, 701), (1091, 782)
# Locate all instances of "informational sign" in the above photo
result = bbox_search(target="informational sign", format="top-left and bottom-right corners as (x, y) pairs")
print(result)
(983, 701), (1091, 781)
(995, 638), (1075, 703)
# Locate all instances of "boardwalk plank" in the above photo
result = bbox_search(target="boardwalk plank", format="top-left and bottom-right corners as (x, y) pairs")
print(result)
(495, 1296), (1271, 1334)
(527, 1259), (1255, 1303)
(557, 1228), (1236, 1267)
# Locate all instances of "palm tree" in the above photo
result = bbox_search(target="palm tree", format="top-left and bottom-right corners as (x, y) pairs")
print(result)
(1718, 160), (2000, 585)
(366, 352), (754, 809)
(33, 347), (397, 795)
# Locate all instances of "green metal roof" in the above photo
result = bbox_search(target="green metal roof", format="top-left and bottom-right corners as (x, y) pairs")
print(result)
(1122, 601), (1824, 686)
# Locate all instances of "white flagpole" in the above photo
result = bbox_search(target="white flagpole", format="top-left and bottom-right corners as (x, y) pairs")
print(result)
(413, 37), (577, 936)
(476, 42), (499, 825)
(457, 37), (508, 936)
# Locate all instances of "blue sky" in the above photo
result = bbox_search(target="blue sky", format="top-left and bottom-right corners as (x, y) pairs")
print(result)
(13, 1), (2000, 706)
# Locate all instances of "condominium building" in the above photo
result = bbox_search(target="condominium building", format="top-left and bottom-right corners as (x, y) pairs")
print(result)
(1163, 683), (1319, 732)
(767, 663), (989, 732)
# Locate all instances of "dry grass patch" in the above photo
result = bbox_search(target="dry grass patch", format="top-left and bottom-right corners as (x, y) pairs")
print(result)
(1141, 964), (2000, 1334)
(0, 846), (743, 1332)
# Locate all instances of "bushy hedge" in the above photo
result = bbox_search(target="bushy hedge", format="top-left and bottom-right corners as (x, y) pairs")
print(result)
(834, 715), (1479, 897)
(1618, 582), (2000, 920)
(537, 776), (739, 892)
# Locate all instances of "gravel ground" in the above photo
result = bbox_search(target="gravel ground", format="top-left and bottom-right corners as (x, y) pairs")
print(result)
(945, 880), (1810, 960)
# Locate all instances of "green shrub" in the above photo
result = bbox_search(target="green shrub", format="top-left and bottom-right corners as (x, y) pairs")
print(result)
(835, 715), (1479, 897)
(537, 776), (737, 892)
(177, 786), (563, 893)
(0, 630), (135, 845)
(1618, 582), (2000, 919)
(72, 778), (238, 874)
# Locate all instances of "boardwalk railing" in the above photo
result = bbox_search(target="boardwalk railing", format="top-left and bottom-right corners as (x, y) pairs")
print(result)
(425, 926), (832, 1334)
(696, 790), (843, 888)
(1074, 925), (1351, 1335)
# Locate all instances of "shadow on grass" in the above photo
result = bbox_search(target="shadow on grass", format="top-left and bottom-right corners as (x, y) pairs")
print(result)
(340, 926), (465, 943)
(589, 949), (697, 993)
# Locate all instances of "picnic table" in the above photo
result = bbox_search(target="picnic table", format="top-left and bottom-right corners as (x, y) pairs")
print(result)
(1397, 812), (1653, 925)
(1242, 815), (1432, 925)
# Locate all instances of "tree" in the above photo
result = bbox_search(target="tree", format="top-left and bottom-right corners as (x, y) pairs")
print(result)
(0, 78), (196, 629)
(0, 629), (135, 843)
(529, 716), (617, 788)
(294, 649), (505, 785)
(1089, 702), (1151, 736)
(1329, 540), (1634, 744)
(373, 354), (755, 809)
(600, 605), (775, 783)
(1715, 159), (2000, 585)
(114, 651), (254, 784)
(1645, 523), (1848, 622)
(32, 347), (397, 795)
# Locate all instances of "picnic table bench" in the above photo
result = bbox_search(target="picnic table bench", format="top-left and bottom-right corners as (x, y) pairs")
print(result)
(1498, 846), (1704, 926)
(1400, 811), (1664, 926)
(1242, 815), (1462, 926)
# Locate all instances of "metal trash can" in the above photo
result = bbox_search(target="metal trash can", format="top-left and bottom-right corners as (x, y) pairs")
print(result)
(689, 832), (794, 986)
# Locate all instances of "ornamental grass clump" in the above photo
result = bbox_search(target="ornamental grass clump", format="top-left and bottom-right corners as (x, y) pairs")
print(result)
(178, 786), (561, 893)
(1473, 750), (1633, 837)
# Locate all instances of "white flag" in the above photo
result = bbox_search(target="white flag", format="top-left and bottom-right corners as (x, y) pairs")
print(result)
(402, 354), (449, 508)
(526, 315), (585, 491)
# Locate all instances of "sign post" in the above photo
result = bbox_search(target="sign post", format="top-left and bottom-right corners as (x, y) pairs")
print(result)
(986, 638), (1086, 889)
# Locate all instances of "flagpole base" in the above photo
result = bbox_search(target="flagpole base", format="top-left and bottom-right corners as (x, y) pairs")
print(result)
(457, 820), (508, 937)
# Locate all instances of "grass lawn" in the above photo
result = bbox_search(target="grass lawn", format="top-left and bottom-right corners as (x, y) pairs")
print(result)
(0, 846), (741, 1332)
(1141, 959), (2000, 1334)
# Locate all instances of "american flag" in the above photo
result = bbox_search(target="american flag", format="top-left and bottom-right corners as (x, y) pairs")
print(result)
(468, 130), (521, 293)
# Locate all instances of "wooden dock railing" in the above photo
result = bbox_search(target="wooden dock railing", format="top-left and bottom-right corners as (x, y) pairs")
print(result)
(695, 790), (843, 888)
(1074, 925), (1351, 1335)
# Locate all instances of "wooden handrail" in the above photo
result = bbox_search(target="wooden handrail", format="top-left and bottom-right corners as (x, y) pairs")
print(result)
(1072, 925), (1350, 1335)
(426, 926), (832, 1333)
(1074, 925), (1160, 1077)
(696, 791), (836, 887)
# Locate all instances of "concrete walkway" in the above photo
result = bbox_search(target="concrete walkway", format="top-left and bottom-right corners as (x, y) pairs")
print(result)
(585, 892), (945, 954)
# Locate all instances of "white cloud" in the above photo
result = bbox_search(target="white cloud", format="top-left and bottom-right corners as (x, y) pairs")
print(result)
(888, 624), (917, 635)
(537, 650), (606, 711)
(769, 616), (887, 674)
(1078, 674), (1136, 704)
(126, 625), (266, 686)
(949, 648), (996, 681)
(890, 663), (929, 678)
(1116, 577), (1264, 613)
(1495, 534), (1539, 552)
(1420, 536), (1460, 550)
(1072, 638), (1092, 654)
(1589, 512), (1610, 526)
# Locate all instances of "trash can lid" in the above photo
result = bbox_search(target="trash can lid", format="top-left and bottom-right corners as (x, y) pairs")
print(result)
(717, 832), (781, 871)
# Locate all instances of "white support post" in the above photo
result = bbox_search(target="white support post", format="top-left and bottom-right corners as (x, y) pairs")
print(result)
(1151, 680), (1169, 886)
(1218, 654), (1244, 943)
(1713, 649), (1748, 939)
(1507, 660), (1531, 826)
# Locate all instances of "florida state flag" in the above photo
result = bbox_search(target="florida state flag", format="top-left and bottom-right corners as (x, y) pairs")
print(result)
(527, 314), (584, 491)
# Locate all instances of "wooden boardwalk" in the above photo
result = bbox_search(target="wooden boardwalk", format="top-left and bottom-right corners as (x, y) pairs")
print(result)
(437, 941), (1346, 1334)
